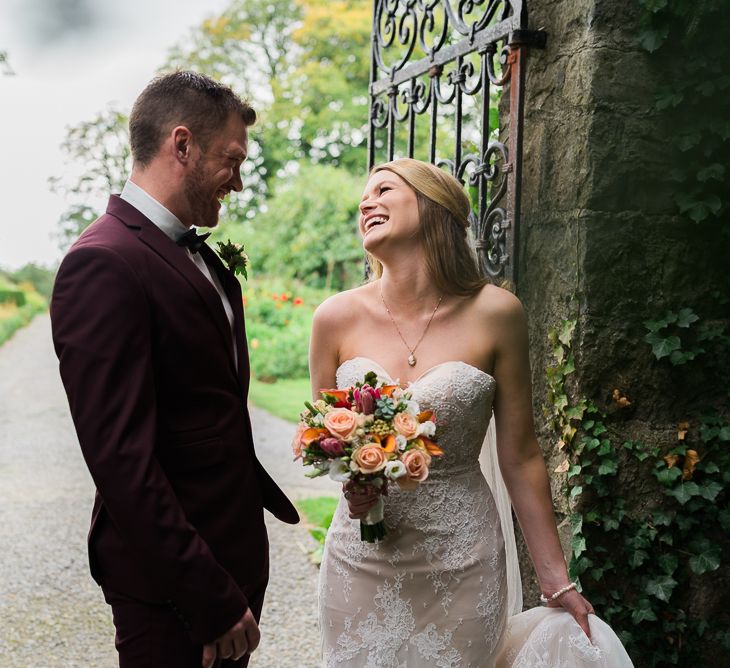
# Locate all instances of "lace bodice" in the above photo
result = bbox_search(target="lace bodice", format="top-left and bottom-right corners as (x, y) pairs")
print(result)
(336, 357), (497, 477)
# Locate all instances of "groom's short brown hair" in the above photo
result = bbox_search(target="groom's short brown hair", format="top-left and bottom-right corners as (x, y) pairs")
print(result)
(129, 70), (256, 167)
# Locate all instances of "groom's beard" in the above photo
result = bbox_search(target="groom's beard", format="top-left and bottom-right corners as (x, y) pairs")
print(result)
(184, 158), (220, 229)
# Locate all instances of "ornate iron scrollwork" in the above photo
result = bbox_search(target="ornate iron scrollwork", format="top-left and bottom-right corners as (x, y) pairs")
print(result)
(368, 0), (545, 285)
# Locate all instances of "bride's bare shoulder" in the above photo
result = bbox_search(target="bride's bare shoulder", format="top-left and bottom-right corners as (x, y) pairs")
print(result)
(313, 283), (374, 327)
(473, 283), (527, 328)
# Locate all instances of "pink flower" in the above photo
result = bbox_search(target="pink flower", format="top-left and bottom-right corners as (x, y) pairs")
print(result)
(323, 408), (359, 441)
(353, 385), (380, 415)
(352, 443), (388, 474)
(393, 412), (419, 439)
(291, 422), (307, 460)
(320, 437), (346, 457)
(397, 449), (432, 489)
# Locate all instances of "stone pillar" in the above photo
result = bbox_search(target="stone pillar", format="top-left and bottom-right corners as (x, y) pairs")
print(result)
(514, 0), (729, 660)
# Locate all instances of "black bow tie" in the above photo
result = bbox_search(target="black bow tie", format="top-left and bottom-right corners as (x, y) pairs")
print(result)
(177, 228), (211, 254)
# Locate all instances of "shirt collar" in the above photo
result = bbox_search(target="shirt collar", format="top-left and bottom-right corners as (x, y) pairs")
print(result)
(120, 179), (190, 242)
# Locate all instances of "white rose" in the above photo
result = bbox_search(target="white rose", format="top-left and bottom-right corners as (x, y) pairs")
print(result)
(418, 420), (436, 438)
(396, 434), (408, 451)
(329, 459), (351, 482)
(385, 459), (406, 480)
(404, 400), (420, 416)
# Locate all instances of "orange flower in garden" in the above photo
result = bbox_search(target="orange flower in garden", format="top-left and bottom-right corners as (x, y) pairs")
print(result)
(242, 295), (247, 306)
(294, 297), (304, 306)
(281, 293), (289, 302)
(251, 338), (259, 349)
(271, 294), (278, 300)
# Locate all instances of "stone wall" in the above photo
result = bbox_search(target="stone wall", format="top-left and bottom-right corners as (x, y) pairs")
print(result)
(513, 0), (729, 657)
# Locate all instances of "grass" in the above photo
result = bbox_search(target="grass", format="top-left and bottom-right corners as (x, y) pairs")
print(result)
(248, 376), (311, 423)
(0, 295), (47, 347)
(296, 495), (340, 566)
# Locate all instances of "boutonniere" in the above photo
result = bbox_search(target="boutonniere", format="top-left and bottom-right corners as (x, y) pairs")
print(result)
(216, 239), (249, 280)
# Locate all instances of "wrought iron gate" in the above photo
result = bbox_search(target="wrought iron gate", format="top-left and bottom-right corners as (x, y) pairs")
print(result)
(367, 0), (545, 285)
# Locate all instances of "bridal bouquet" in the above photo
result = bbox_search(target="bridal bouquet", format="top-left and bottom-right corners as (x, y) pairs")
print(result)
(292, 371), (443, 542)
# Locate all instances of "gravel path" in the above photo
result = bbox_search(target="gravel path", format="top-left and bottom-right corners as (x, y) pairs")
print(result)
(0, 315), (338, 667)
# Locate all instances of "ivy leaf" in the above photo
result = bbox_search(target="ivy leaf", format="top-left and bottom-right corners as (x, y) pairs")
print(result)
(592, 423), (608, 437)
(572, 534), (587, 558)
(570, 485), (583, 499)
(666, 481), (700, 504)
(645, 332), (681, 360)
(719, 426), (730, 441)
(699, 481), (723, 501)
(697, 163), (725, 183)
(628, 549), (649, 568)
(631, 599), (658, 624)
(676, 307), (699, 328)
(643, 318), (667, 333)
(638, 25), (669, 52)
(655, 465), (682, 486)
(689, 544), (721, 575)
(598, 458), (618, 476)
(558, 319), (576, 346)
(657, 553), (679, 574)
(646, 574), (678, 602)
(719, 508), (730, 532)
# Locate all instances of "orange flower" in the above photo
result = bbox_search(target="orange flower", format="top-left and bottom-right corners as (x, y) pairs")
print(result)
(419, 436), (444, 457)
(242, 295), (248, 306)
(417, 410), (434, 423)
(320, 389), (351, 408)
(281, 293), (289, 302)
(382, 434), (397, 453)
(293, 297), (304, 306)
(380, 385), (399, 397)
(301, 427), (328, 446)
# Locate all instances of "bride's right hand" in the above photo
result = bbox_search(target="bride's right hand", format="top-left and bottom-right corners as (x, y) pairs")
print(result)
(343, 480), (379, 519)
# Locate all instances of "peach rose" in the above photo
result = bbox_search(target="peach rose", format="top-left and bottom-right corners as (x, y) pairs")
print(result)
(352, 443), (388, 474)
(401, 449), (432, 484)
(393, 412), (419, 439)
(324, 408), (359, 441)
(291, 422), (307, 460)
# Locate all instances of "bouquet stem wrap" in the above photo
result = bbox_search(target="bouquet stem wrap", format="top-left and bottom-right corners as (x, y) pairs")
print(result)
(360, 495), (386, 543)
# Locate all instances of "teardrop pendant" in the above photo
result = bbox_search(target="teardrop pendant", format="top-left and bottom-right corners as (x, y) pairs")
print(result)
(408, 354), (417, 367)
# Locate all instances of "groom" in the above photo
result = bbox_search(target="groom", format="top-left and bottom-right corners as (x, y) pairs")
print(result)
(50, 71), (298, 668)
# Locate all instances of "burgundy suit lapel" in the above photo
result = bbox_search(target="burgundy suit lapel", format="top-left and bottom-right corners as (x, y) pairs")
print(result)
(199, 244), (250, 395)
(106, 197), (236, 374)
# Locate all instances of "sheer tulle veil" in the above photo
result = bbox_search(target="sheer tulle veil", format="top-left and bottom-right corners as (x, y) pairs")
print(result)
(479, 415), (523, 616)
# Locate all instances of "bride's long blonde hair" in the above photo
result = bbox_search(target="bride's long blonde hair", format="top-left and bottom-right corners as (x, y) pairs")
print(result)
(366, 158), (489, 296)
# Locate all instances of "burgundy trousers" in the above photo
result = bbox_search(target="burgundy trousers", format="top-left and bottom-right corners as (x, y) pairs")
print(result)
(103, 588), (265, 668)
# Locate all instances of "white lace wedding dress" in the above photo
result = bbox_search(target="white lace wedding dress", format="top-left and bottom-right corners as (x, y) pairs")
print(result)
(318, 357), (633, 668)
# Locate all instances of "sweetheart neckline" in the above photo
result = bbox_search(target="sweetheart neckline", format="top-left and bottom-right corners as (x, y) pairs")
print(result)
(337, 356), (496, 387)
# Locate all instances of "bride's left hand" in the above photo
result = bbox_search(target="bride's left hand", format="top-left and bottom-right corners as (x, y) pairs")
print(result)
(548, 589), (595, 641)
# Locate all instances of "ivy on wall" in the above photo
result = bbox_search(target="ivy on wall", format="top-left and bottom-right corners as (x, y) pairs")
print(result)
(637, 0), (729, 231)
(547, 309), (729, 666)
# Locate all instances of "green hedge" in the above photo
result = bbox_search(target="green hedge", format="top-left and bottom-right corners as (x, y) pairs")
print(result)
(0, 283), (47, 346)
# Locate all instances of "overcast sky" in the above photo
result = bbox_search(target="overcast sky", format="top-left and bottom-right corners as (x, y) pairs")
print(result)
(0, 0), (231, 269)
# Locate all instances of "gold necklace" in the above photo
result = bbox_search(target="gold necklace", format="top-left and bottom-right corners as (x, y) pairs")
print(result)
(379, 286), (444, 367)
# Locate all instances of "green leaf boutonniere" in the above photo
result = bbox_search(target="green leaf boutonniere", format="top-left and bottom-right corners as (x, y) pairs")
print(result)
(216, 239), (249, 280)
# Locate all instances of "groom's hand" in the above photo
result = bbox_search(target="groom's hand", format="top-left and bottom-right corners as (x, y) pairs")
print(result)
(202, 608), (260, 668)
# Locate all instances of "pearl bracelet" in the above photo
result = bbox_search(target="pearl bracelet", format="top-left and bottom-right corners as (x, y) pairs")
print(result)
(539, 582), (577, 605)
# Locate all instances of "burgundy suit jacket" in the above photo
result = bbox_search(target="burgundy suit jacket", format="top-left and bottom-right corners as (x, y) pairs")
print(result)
(51, 195), (298, 644)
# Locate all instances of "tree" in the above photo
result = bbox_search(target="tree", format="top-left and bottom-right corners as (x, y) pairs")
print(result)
(49, 107), (130, 249)
(244, 163), (363, 290)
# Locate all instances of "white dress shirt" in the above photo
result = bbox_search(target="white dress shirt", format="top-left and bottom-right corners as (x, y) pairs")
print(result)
(120, 180), (238, 370)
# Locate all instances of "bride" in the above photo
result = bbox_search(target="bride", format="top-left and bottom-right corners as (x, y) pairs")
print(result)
(308, 158), (633, 667)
